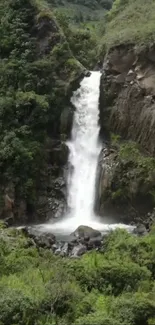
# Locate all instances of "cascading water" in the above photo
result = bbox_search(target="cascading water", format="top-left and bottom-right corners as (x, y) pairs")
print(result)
(39, 71), (134, 235)
(66, 71), (102, 224)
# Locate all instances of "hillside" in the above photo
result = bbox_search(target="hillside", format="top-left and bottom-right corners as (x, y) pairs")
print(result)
(48, 0), (114, 68)
(50, 0), (113, 24)
(0, 0), (85, 224)
(102, 0), (155, 50)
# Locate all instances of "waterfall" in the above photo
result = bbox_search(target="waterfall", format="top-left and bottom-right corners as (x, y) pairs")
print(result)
(66, 71), (101, 223)
(39, 71), (134, 235)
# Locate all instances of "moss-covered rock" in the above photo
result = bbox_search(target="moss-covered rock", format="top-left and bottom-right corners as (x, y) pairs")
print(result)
(95, 142), (155, 226)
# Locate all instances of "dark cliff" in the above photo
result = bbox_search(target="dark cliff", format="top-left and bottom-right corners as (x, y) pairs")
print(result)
(97, 0), (155, 226)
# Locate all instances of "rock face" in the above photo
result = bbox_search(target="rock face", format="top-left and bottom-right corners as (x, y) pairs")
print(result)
(98, 44), (155, 225)
(95, 145), (155, 225)
(35, 140), (69, 223)
(100, 44), (155, 155)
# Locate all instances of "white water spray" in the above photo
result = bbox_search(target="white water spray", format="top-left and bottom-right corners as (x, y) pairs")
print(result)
(39, 71), (134, 234)
(67, 71), (102, 224)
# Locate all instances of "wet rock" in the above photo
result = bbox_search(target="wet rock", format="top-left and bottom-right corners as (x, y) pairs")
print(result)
(72, 225), (101, 240)
(22, 227), (56, 248)
(67, 234), (78, 244)
(4, 216), (14, 227)
(49, 142), (69, 166)
(84, 70), (91, 77)
(47, 199), (66, 219)
(60, 242), (69, 257)
(71, 244), (87, 257)
(133, 224), (148, 236)
(51, 243), (58, 252)
(87, 236), (102, 249)
(55, 247), (62, 255)
(60, 106), (74, 138)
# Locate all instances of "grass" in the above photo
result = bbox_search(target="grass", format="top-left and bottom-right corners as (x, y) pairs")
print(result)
(102, 0), (155, 50)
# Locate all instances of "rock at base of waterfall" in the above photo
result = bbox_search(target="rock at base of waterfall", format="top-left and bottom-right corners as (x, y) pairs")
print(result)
(22, 226), (56, 248)
(21, 224), (103, 257)
(72, 225), (101, 240)
(87, 236), (102, 249)
(133, 224), (148, 236)
(71, 244), (87, 257)
(60, 242), (69, 257)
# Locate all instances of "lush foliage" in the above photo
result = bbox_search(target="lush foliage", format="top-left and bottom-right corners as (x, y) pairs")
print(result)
(0, 0), (83, 211)
(106, 138), (155, 208)
(1, 225), (155, 324)
(50, 0), (113, 23)
(101, 0), (155, 50)
(55, 11), (99, 68)
(50, 0), (114, 67)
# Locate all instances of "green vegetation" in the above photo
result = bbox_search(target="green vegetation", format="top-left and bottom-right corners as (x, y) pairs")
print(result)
(0, 0), (83, 211)
(1, 0), (155, 323)
(102, 0), (155, 50)
(55, 11), (99, 68)
(50, 0), (113, 25)
(50, 0), (114, 68)
(107, 138), (155, 208)
(1, 225), (155, 324)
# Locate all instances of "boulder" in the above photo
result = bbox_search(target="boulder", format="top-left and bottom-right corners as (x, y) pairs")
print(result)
(22, 227), (56, 248)
(87, 236), (102, 249)
(133, 224), (148, 236)
(71, 244), (87, 257)
(60, 242), (69, 257)
(72, 225), (101, 240)
(55, 247), (62, 255)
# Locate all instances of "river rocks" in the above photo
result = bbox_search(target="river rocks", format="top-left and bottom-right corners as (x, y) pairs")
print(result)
(87, 237), (102, 249)
(21, 224), (103, 257)
(71, 244), (87, 257)
(133, 224), (148, 236)
(22, 227), (56, 248)
(60, 242), (69, 257)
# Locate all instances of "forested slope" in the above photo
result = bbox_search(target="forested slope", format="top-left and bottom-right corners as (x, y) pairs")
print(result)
(102, 0), (155, 50)
(0, 0), (84, 223)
